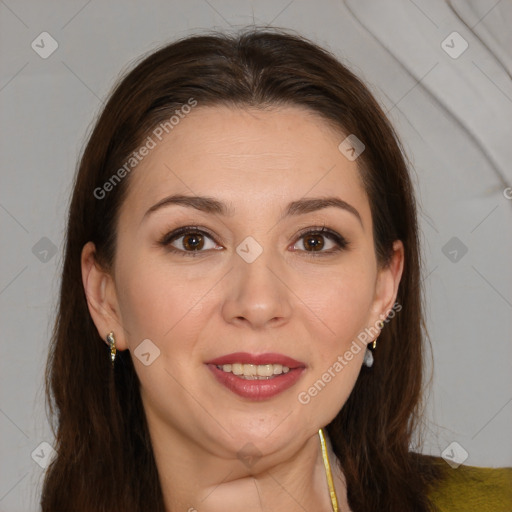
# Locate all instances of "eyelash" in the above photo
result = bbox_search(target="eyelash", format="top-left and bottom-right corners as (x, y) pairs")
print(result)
(158, 225), (349, 258)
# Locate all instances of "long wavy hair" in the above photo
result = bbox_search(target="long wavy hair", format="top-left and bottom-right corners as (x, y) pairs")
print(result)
(42, 28), (442, 511)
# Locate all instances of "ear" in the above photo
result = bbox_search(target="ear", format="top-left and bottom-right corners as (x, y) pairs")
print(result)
(369, 240), (404, 324)
(81, 241), (128, 351)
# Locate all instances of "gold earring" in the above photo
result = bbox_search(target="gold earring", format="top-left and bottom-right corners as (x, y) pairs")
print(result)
(364, 320), (385, 367)
(372, 320), (385, 349)
(106, 331), (116, 367)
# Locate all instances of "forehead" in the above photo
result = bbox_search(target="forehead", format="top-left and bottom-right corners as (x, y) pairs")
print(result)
(118, 105), (370, 222)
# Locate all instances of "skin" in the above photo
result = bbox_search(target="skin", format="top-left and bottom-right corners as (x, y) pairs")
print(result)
(82, 105), (404, 511)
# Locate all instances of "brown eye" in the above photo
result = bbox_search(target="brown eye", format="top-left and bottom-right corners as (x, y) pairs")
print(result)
(182, 232), (205, 251)
(159, 227), (219, 254)
(303, 234), (325, 251)
(292, 227), (349, 255)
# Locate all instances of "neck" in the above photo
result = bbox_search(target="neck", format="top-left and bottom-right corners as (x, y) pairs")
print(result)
(146, 416), (347, 511)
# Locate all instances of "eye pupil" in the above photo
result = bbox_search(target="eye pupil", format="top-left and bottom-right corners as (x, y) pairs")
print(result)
(183, 233), (204, 251)
(304, 234), (324, 251)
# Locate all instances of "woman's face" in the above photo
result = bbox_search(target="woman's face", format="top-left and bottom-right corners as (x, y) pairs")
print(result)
(84, 105), (403, 461)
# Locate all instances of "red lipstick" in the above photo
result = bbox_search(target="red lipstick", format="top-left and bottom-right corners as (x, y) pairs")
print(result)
(205, 352), (306, 401)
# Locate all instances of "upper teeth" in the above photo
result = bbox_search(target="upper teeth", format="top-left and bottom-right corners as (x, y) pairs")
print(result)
(217, 363), (290, 378)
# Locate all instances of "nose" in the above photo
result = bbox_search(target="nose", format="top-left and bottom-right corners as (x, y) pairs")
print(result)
(221, 249), (293, 330)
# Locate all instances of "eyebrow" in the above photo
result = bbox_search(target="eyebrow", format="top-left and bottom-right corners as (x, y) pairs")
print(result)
(143, 194), (363, 226)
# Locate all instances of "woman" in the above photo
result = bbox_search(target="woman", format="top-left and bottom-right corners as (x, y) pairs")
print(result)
(42, 28), (511, 511)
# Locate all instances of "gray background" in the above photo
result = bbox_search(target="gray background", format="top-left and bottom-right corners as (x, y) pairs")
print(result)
(1, 0), (511, 510)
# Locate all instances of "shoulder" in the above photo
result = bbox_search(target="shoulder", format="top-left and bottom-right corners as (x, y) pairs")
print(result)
(425, 456), (512, 512)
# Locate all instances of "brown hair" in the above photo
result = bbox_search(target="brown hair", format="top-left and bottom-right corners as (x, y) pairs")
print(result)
(42, 28), (442, 511)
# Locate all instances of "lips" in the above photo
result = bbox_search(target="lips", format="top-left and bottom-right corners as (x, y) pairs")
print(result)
(205, 352), (306, 401)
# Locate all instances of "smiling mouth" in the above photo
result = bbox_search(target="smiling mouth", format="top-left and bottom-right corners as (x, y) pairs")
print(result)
(215, 363), (291, 379)
(205, 352), (306, 399)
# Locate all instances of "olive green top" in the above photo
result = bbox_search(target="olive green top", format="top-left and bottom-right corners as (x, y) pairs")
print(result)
(429, 461), (512, 512)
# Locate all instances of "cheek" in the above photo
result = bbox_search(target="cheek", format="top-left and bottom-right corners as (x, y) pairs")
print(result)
(115, 254), (209, 347)
(298, 259), (376, 345)
(327, 273), (374, 322)
(292, 263), (376, 424)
